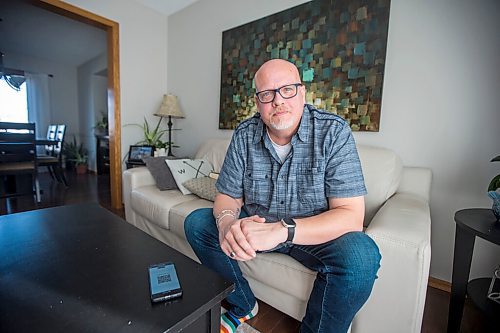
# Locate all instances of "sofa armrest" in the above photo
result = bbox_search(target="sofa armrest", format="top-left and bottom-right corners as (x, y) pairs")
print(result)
(122, 167), (155, 221)
(356, 193), (431, 333)
(397, 167), (432, 201)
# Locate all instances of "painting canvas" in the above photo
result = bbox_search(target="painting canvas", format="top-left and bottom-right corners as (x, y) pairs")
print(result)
(219, 0), (391, 131)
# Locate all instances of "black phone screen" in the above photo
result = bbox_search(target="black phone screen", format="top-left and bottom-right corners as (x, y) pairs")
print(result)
(148, 262), (182, 302)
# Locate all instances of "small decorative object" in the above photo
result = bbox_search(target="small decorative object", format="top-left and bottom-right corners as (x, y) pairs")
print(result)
(154, 94), (185, 156)
(487, 265), (500, 305)
(488, 155), (500, 221)
(157, 148), (166, 156)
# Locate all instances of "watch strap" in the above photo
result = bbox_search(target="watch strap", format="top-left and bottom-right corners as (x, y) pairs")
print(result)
(282, 217), (296, 244)
(286, 226), (294, 243)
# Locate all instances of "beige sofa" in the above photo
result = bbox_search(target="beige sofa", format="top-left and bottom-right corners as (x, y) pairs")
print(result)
(123, 138), (432, 333)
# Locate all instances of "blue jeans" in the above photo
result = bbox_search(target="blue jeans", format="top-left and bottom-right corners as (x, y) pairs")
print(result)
(184, 208), (381, 333)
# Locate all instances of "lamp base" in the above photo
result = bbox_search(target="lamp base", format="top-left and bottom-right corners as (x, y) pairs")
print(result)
(167, 115), (174, 157)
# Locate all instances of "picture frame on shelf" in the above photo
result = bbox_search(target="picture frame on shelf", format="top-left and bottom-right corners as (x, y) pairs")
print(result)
(128, 145), (154, 164)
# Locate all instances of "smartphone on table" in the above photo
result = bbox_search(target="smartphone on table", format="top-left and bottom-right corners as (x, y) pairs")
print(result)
(148, 261), (183, 303)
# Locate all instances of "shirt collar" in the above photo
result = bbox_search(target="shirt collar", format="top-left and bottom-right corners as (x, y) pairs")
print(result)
(252, 104), (311, 144)
(295, 104), (310, 143)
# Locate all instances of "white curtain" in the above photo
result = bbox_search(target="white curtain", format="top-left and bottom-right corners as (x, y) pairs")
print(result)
(25, 72), (51, 138)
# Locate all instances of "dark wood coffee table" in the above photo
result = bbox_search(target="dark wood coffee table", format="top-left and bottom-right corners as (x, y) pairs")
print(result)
(0, 203), (234, 332)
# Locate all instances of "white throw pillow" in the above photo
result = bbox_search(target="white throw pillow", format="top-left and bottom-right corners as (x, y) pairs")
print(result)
(165, 158), (214, 195)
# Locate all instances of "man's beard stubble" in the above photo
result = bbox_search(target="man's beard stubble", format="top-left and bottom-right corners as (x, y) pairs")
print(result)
(269, 106), (294, 130)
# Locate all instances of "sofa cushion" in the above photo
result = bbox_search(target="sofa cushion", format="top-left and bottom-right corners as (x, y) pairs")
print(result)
(131, 185), (197, 230)
(357, 145), (403, 226)
(168, 198), (214, 239)
(142, 156), (179, 191)
(195, 138), (231, 173)
(166, 158), (214, 195)
(182, 176), (217, 201)
(240, 252), (317, 302)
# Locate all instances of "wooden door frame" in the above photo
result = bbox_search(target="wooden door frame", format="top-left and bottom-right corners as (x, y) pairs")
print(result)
(38, 0), (122, 209)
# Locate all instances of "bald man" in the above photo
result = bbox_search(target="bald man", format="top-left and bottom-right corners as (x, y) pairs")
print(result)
(185, 59), (381, 333)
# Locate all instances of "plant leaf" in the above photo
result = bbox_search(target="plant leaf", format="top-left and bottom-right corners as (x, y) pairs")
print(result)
(488, 174), (500, 192)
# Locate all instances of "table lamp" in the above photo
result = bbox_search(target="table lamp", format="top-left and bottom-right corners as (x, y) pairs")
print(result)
(154, 94), (185, 156)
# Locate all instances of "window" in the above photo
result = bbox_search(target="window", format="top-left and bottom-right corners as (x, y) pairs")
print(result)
(0, 77), (28, 123)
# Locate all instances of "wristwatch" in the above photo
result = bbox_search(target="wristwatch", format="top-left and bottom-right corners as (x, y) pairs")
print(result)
(281, 217), (296, 244)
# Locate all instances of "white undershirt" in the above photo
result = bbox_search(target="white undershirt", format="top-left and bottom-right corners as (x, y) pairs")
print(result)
(267, 130), (292, 163)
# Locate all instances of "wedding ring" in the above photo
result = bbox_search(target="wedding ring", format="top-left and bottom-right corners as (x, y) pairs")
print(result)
(230, 251), (236, 258)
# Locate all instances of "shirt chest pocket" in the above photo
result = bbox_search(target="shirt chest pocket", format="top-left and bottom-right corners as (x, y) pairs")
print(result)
(296, 163), (325, 205)
(243, 169), (271, 208)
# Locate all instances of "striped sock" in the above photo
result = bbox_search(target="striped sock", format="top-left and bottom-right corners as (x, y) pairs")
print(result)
(220, 302), (259, 333)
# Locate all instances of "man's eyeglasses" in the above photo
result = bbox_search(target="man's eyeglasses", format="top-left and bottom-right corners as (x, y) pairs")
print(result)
(256, 83), (302, 104)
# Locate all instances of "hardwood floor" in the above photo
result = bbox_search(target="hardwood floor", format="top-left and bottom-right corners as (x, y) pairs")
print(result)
(1, 171), (489, 332)
(0, 170), (120, 217)
(245, 287), (489, 333)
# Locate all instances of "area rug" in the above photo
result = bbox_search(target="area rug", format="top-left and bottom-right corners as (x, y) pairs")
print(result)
(237, 322), (260, 333)
(222, 307), (260, 333)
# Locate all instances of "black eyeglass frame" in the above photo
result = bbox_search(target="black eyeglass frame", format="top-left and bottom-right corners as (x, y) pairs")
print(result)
(255, 83), (303, 104)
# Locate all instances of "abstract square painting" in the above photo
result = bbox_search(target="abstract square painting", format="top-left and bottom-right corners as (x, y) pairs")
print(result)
(219, 0), (391, 131)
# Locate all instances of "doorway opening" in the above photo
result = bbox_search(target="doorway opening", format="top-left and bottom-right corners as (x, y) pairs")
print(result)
(38, 0), (122, 209)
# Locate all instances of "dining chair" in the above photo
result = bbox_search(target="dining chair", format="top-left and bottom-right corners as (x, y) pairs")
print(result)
(44, 124), (57, 156)
(38, 124), (67, 186)
(0, 122), (41, 203)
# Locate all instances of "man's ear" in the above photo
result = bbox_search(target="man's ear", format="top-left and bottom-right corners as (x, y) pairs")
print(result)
(254, 96), (261, 112)
(299, 84), (306, 102)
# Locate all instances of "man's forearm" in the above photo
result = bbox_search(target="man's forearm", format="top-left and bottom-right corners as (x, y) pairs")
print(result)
(291, 196), (365, 245)
(213, 193), (244, 228)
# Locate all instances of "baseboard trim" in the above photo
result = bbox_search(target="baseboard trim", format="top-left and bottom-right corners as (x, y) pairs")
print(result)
(428, 276), (451, 293)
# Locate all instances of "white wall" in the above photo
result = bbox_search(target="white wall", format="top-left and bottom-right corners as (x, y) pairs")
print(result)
(91, 75), (109, 171)
(65, 0), (168, 162)
(167, 0), (500, 282)
(3, 52), (80, 140)
(77, 53), (108, 171)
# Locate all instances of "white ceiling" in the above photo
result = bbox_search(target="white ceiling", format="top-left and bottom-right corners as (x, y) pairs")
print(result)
(0, 0), (199, 67)
(134, 0), (200, 16)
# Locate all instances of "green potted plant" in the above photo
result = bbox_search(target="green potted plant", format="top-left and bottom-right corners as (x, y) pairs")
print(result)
(71, 143), (88, 174)
(124, 117), (165, 148)
(94, 111), (108, 136)
(62, 136), (78, 170)
(488, 155), (500, 221)
(125, 117), (179, 149)
(62, 136), (88, 173)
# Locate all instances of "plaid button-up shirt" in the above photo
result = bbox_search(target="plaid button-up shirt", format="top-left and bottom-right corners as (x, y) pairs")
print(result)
(216, 104), (366, 222)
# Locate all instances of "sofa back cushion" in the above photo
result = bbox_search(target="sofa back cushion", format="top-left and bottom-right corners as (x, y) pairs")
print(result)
(195, 138), (231, 173)
(357, 145), (403, 226)
(194, 139), (402, 226)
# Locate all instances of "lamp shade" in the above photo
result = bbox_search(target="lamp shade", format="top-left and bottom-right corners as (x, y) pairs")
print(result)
(154, 94), (185, 118)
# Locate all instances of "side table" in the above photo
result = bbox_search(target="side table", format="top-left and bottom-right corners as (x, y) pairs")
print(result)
(126, 160), (146, 169)
(447, 208), (500, 332)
